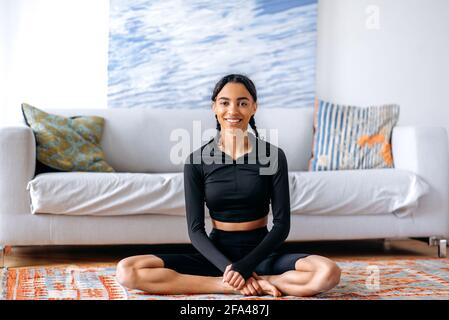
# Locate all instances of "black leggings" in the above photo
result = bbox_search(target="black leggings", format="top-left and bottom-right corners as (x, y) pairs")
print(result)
(154, 226), (310, 277)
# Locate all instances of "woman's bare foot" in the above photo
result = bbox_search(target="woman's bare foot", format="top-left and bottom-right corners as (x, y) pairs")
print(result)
(253, 277), (282, 297)
(223, 276), (282, 297)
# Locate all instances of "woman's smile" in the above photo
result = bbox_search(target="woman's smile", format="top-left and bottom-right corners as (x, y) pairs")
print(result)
(224, 117), (242, 124)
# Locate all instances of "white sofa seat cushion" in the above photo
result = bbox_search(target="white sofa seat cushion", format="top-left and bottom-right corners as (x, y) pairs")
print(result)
(290, 169), (430, 217)
(27, 169), (429, 217)
(27, 172), (186, 216)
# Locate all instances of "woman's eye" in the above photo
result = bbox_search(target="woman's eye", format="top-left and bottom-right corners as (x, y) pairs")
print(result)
(219, 101), (248, 107)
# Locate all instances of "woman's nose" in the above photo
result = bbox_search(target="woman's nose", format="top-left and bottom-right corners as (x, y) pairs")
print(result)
(228, 102), (239, 110)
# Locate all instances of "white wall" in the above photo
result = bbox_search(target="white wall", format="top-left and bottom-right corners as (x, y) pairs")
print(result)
(0, 0), (8, 118)
(316, 0), (449, 130)
(1, 0), (449, 132)
(0, 0), (109, 125)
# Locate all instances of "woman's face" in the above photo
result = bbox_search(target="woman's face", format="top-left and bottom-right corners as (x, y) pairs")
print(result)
(212, 82), (257, 133)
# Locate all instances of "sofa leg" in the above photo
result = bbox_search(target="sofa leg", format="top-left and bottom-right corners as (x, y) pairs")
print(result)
(383, 239), (392, 251)
(429, 237), (447, 258)
(0, 245), (4, 268)
(438, 239), (447, 258)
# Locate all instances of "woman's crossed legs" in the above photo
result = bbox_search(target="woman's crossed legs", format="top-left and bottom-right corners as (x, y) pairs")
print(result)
(115, 252), (341, 297)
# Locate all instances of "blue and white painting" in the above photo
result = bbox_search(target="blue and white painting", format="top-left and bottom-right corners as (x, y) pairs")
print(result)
(108, 0), (318, 109)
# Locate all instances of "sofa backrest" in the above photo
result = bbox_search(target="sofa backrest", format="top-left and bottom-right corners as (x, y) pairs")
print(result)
(42, 108), (314, 172)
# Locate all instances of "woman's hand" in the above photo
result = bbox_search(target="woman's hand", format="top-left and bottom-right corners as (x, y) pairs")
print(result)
(223, 267), (282, 297)
(223, 264), (245, 290)
(223, 265), (263, 295)
(239, 274), (264, 296)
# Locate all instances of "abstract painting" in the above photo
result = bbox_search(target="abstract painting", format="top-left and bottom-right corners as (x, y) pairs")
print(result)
(108, 0), (318, 109)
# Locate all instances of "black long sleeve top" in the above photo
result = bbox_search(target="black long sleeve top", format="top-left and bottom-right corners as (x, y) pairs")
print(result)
(183, 131), (291, 280)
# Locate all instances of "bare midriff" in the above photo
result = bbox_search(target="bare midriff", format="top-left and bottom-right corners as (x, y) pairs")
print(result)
(211, 215), (268, 231)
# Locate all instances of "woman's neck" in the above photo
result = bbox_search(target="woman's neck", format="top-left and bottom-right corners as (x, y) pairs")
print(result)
(218, 130), (252, 158)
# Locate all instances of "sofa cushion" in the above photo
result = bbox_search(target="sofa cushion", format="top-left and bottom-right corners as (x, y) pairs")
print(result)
(309, 99), (400, 171)
(38, 107), (314, 173)
(26, 169), (428, 217)
(26, 172), (185, 216)
(290, 168), (429, 218)
(21, 103), (115, 173)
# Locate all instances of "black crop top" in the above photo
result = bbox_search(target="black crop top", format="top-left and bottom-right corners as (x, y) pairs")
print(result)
(183, 131), (291, 280)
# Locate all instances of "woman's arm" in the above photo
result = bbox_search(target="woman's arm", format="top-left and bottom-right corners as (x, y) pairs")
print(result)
(184, 154), (233, 272)
(230, 147), (291, 280)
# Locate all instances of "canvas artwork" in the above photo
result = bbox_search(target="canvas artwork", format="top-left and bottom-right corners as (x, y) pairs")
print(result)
(108, 0), (318, 109)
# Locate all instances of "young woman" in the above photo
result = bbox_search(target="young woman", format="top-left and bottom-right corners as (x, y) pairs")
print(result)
(116, 74), (341, 297)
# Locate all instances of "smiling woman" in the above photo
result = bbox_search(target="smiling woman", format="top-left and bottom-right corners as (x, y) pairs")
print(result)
(115, 74), (341, 298)
(211, 74), (259, 143)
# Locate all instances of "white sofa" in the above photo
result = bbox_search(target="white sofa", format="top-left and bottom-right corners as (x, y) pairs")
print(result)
(1, 107), (448, 267)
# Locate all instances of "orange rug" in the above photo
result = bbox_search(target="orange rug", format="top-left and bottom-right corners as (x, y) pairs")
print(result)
(2, 257), (449, 300)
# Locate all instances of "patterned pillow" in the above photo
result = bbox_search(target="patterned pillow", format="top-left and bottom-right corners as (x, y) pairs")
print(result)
(21, 103), (115, 172)
(309, 99), (400, 171)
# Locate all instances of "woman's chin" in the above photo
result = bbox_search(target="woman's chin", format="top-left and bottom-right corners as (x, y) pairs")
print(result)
(223, 126), (247, 133)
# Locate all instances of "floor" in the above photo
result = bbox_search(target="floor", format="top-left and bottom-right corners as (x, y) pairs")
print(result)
(3, 238), (444, 268)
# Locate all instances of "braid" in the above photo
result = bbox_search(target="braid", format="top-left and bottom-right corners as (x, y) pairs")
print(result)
(215, 114), (221, 132)
(249, 115), (259, 139)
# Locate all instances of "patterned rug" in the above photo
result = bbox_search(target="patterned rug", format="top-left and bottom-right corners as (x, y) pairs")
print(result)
(1, 257), (449, 300)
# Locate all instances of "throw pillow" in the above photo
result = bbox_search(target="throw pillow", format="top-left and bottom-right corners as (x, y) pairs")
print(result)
(309, 99), (400, 171)
(21, 103), (115, 172)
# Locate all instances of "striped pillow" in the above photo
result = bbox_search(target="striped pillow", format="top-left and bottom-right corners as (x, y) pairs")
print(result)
(309, 99), (400, 171)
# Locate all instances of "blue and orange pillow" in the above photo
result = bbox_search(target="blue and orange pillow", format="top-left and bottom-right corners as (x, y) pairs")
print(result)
(309, 99), (400, 171)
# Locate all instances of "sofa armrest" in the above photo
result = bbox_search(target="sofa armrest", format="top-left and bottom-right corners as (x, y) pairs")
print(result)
(0, 125), (36, 215)
(392, 126), (449, 235)
(392, 126), (449, 185)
